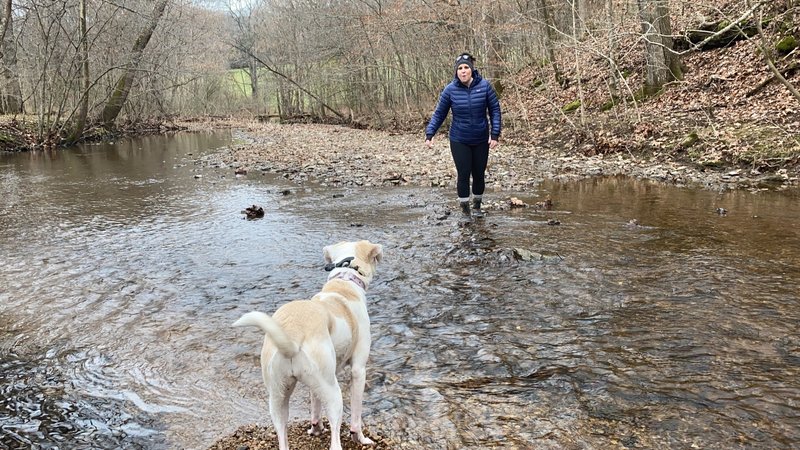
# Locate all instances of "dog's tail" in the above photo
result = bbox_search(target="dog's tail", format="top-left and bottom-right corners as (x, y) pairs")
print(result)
(233, 311), (300, 358)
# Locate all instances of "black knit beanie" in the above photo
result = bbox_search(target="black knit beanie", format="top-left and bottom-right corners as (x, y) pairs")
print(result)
(454, 53), (475, 74)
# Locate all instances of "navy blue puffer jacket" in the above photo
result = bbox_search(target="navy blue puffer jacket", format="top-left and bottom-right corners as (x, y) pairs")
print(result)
(425, 70), (502, 145)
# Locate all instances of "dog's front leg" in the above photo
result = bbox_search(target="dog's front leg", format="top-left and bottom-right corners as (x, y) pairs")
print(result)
(349, 355), (375, 445)
(308, 392), (325, 436)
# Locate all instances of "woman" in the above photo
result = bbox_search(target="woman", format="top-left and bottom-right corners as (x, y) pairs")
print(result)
(425, 52), (502, 218)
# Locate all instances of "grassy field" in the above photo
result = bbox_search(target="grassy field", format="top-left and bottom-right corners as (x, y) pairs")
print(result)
(228, 68), (254, 98)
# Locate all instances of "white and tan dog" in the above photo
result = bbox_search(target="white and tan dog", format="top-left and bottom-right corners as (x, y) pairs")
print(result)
(233, 240), (383, 450)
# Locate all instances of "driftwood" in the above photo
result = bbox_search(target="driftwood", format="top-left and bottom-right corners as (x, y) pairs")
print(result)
(256, 113), (313, 123)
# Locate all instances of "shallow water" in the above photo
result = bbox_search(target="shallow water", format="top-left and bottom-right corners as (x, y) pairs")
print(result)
(1, 133), (799, 449)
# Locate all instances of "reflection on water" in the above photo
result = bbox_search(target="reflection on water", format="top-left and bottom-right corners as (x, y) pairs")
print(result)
(2, 136), (800, 449)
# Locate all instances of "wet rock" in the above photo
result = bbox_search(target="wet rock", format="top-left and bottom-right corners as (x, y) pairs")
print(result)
(534, 198), (553, 210)
(242, 205), (264, 220)
(777, 336), (800, 365)
(509, 197), (527, 208)
(476, 348), (501, 363)
(513, 248), (544, 261)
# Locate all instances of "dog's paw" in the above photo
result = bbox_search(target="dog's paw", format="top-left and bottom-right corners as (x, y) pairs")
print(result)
(308, 421), (326, 436)
(350, 431), (375, 445)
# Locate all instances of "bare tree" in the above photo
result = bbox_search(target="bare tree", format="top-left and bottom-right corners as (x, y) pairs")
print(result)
(0, 0), (22, 113)
(637, 0), (682, 95)
(67, 0), (89, 143)
(537, 0), (564, 87)
(227, 0), (262, 110)
(98, 0), (169, 129)
(750, 0), (800, 102)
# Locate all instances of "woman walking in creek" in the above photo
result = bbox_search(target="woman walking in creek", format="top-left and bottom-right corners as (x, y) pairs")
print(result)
(425, 52), (502, 218)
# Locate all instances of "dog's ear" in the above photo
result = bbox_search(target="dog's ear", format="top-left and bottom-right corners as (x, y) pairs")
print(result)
(368, 243), (383, 264)
(323, 245), (334, 263)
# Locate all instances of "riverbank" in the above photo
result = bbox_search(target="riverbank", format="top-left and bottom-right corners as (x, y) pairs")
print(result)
(184, 118), (799, 195)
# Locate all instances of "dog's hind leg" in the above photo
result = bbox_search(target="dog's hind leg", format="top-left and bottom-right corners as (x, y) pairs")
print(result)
(307, 392), (325, 436)
(348, 357), (375, 445)
(269, 377), (296, 450)
(315, 378), (344, 450)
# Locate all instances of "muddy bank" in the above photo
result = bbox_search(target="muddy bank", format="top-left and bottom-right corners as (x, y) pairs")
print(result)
(188, 120), (799, 194)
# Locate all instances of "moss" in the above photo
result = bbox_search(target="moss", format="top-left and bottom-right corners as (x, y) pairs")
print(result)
(716, 20), (731, 31)
(776, 35), (798, 54)
(80, 126), (114, 142)
(633, 87), (651, 102)
(720, 123), (800, 169)
(680, 131), (700, 149)
(600, 98), (618, 111)
(701, 159), (724, 168)
(562, 100), (581, 113)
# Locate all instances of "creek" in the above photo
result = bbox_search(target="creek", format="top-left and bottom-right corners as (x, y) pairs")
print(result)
(1, 132), (799, 449)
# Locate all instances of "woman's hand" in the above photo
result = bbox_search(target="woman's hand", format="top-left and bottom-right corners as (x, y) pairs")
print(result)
(489, 138), (498, 149)
(425, 138), (434, 148)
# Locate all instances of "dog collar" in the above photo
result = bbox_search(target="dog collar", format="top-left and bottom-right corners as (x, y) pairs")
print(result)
(329, 270), (367, 290)
(324, 256), (365, 276)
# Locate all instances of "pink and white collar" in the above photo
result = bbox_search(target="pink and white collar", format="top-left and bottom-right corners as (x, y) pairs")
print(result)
(329, 270), (367, 290)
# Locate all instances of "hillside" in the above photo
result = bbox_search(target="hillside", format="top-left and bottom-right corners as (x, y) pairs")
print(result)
(500, 1), (799, 176)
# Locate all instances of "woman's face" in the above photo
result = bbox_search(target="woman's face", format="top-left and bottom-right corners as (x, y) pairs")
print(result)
(457, 64), (472, 84)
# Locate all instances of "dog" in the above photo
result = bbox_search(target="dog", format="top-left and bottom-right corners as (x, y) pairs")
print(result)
(233, 240), (383, 450)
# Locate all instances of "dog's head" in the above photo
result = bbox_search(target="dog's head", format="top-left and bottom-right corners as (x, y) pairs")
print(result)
(323, 240), (383, 285)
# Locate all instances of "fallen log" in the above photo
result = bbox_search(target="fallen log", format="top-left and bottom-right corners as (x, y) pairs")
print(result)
(675, 20), (758, 51)
(746, 61), (799, 97)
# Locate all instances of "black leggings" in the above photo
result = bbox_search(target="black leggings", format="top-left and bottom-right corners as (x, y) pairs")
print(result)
(450, 140), (489, 200)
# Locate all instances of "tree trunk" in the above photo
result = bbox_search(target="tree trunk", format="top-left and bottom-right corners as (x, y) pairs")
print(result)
(483, 0), (505, 97)
(536, 0), (565, 88)
(637, 0), (682, 95)
(249, 55), (258, 102)
(99, 0), (169, 129)
(68, 0), (89, 143)
(0, 0), (22, 114)
(577, 0), (587, 39)
(606, 0), (619, 99)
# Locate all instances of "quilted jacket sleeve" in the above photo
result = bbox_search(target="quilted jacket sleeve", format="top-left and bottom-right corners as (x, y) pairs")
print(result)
(486, 83), (502, 140)
(425, 86), (452, 140)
